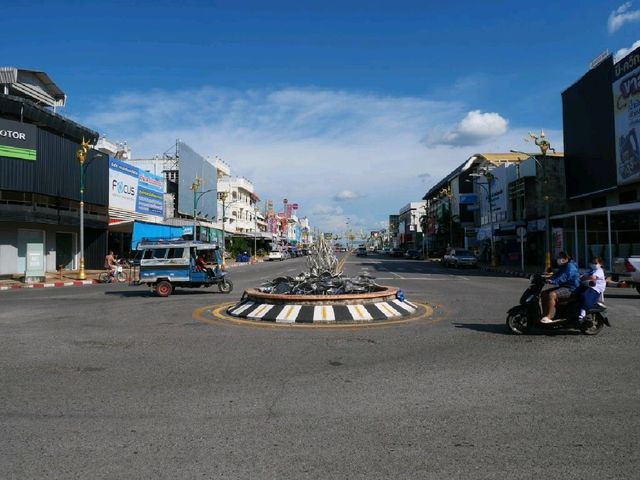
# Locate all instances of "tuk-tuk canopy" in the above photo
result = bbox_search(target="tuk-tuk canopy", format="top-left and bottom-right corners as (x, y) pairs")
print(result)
(136, 238), (219, 251)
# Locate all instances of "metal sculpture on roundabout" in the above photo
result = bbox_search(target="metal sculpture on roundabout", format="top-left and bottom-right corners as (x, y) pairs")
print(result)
(226, 235), (422, 325)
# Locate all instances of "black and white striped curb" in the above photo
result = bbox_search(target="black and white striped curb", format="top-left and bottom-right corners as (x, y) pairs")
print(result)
(227, 299), (420, 323)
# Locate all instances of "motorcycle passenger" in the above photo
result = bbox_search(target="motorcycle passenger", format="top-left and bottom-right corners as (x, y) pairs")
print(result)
(577, 256), (606, 322)
(540, 251), (580, 323)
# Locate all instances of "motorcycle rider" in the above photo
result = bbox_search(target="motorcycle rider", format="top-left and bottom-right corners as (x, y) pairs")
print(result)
(540, 251), (580, 323)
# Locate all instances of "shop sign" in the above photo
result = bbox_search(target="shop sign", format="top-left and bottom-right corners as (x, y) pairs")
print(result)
(459, 194), (478, 205)
(0, 117), (37, 161)
(109, 159), (164, 216)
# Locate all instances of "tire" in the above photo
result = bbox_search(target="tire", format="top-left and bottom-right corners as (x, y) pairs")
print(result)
(218, 279), (233, 293)
(636, 285), (640, 295)
(581, 312), (605, 335)
(506, 312), (529, 334)
(98, 272), (111, 283)
(116, 271), (128, 283)
(155, 280), (173, 297)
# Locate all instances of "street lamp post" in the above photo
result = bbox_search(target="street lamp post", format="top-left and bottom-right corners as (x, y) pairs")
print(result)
(76, 138), (91, 280)
(218, 191), (229, 262)
(75, 139), (107, 280)
(470, 170), (497, 267)
(190, 177), (215, 242)
(253, 206), (259, 262)
(511, 131), (555, 271)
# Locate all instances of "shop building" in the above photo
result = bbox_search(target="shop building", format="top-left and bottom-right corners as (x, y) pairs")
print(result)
(557, 47), (640, 270)
(0, 68), (106, 278)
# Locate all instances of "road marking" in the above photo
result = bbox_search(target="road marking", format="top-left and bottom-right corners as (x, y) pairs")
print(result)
(375, 302), (401, 317)
(250, 304), (274, 319)
(276, 305), (301, 323)
(313, 305), (336, 322)
(347, 305), (373, 321)
(193, 302), (440, 329)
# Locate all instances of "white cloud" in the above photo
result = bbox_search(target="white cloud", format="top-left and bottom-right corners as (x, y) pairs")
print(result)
(333, 190), (364, 201)
(608, 2), (640, 33)
(614, 39), (640, 62)
(423, 110), (509, 147)
(80, 87), (550, 233)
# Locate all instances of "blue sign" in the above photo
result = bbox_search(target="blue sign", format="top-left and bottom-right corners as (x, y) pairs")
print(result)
(459, 194), (478, 205)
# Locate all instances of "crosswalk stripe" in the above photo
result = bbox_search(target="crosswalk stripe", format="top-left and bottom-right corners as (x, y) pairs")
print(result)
(392, 299), (416, 313)
(276, 305), (301, 323)
(248, 304), (274, 319)
(313, 305), (336, 322)
(375, 302), (402, 318)
(230, 301), (255, 315)
(347, 304), (373, 321)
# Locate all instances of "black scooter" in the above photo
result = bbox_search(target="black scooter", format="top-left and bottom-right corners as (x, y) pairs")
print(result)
(506, 274), (610, 335)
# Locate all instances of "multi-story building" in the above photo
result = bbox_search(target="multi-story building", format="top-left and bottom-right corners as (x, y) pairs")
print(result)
(0, 67), (106, 278)
(397, 203), (426, 250)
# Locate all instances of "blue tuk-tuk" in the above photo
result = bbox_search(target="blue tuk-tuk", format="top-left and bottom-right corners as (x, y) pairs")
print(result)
(135, 239), (232, 297)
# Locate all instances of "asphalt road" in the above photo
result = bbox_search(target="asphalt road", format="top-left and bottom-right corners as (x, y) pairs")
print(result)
(1, 254), (638, 479)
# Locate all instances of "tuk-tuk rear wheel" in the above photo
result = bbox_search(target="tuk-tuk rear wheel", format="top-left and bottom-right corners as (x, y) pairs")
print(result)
(156, 280), (173, 297)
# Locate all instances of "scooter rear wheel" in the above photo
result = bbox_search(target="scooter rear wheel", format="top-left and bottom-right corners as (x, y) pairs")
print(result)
(506, 312), (529, 334)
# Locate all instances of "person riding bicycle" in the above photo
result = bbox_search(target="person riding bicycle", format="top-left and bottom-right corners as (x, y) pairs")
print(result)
(104, 250), (117, 277)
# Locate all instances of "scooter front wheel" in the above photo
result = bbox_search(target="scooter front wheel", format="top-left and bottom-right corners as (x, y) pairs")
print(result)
(506, 312), (529, 334)
(218, 279), (233, 293)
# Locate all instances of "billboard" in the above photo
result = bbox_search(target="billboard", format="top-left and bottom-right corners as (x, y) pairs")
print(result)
(561, 57), (617, 198)
(612, 46), (640, 185)
(0, 117), (37, 161)
(109, 159), (164, 217)
(177, 141), (217, 220)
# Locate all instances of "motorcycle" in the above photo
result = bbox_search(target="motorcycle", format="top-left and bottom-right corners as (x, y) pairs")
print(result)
(506, 274), (610, 335)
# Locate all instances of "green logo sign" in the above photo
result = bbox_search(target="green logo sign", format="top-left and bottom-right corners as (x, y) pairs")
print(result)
(0, 118), (37, 161)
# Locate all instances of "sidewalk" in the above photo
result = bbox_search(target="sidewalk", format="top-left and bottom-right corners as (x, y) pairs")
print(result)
(0, 270), (102, 291)
(0, 258), (266, 292)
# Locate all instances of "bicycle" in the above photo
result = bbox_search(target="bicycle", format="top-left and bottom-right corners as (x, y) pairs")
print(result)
(98, 263), (128, 283)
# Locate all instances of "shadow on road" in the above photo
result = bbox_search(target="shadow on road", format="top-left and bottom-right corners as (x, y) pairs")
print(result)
(453, 322), (583, 336)
(104, 289), (223, 298)
(453, 322), (511, 335)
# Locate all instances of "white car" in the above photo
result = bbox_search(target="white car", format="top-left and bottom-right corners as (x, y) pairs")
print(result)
(613, 255), (640, 294)
(268, 250), (285, 261)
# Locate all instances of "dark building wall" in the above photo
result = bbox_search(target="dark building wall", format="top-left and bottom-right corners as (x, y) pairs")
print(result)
(0, 125), (108, 205)
(561, 57), (617, 198)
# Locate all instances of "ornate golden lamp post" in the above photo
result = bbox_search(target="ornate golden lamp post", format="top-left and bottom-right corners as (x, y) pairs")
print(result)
(75, 137), (92, 280)
(523, 130), (556, 271)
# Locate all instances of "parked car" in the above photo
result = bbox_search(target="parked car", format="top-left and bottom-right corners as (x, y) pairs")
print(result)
(381, 247), (391, 255)
(442, 248), (478, 268)
(268, 250), (285, 261)
(390, 248), (404, 257)
(612, 255), (640, 294)
(405, 249), (422, 260)
(356, 246), (368, 257)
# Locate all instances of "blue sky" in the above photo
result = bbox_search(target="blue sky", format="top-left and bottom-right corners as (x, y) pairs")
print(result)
(2, 1), (639, 233)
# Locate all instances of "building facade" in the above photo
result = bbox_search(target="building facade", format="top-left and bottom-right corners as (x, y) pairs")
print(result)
(0, 68), (106, 277)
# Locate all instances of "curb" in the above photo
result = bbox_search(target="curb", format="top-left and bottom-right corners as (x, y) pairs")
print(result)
(0, 279), (97, 292)
(478, 265), (532, 278)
